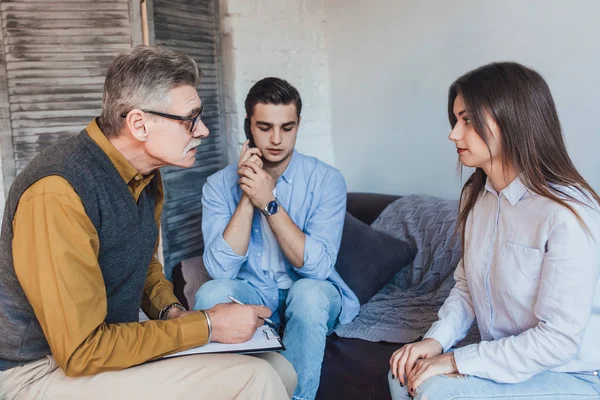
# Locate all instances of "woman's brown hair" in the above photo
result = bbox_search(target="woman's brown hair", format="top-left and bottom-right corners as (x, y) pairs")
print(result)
(450, 62), (600, 241)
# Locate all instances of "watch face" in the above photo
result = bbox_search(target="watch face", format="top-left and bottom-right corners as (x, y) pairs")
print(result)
(267, 200), (279, 215)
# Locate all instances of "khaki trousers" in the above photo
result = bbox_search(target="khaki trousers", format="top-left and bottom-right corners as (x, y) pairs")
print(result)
(0, 352), (296, 400)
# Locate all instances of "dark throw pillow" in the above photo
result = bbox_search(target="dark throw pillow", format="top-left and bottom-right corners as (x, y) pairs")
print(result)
(334, 212), (416, 304)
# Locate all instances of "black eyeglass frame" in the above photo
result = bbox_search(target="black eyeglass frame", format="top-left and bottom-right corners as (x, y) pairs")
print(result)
(120, 105), (204, 133)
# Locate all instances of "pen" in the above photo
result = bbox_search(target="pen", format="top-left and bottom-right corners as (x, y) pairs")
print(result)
(227, 295), (277, 329)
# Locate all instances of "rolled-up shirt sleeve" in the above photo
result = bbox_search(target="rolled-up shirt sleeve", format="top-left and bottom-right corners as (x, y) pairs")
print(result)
(201, 174), (248, 278)
(453, 206), (600, 383)
(297, 170), (347, 280)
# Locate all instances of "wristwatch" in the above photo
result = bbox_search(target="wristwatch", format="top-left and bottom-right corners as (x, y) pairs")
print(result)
(261, 198), (280, 217)
(158, 302), (186, 320)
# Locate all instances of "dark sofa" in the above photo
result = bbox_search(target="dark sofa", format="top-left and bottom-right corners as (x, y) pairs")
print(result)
(172, 192), (404, 400)
(316, 192), (402, 400)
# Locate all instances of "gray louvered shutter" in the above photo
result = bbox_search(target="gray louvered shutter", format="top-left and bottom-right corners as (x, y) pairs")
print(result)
(0, 0), (141, 185)
(150, 0), (226, 279)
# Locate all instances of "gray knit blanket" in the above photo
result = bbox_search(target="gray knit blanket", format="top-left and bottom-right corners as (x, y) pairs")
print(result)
(335, 195), (479, 344)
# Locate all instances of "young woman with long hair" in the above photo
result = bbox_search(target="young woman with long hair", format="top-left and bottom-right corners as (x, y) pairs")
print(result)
(388, 62), (600, 399)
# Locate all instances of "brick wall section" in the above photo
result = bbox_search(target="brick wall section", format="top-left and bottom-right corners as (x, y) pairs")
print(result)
(218, 0), (336, 167)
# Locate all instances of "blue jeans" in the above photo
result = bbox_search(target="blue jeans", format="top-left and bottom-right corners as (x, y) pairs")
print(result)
(194, 278), (342, 400)
(388, 369), (600, 399)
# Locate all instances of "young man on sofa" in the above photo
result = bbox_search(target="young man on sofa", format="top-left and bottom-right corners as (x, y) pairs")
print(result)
(194, 77), (360, 400)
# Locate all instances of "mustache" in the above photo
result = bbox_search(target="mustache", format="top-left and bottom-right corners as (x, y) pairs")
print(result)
(183, 137), (203, 155)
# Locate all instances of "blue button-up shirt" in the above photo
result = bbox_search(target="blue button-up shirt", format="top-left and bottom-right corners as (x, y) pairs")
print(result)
(201, 150), (360, 324)
(425, 177), (600, 383)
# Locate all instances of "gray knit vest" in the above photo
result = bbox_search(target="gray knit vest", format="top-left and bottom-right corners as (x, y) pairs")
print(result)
(0, 129), (158, 371)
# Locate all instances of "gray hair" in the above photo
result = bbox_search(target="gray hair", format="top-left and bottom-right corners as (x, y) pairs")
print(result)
(99, 45), (201, 138)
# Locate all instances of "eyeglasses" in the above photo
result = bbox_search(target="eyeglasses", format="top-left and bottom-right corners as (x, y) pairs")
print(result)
(120, 105), (204, 133)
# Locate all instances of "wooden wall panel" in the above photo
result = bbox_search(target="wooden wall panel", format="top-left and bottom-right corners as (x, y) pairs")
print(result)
(0, 0), (134, 176)
(152, 0), (226, 278)
(0, 0), (225, 280)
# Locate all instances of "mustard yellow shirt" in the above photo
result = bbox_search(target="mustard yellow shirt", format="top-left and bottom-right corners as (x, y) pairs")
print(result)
(11, 119), (208, 377)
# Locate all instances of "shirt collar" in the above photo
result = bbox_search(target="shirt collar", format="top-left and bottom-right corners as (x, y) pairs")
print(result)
(484, 174), (529, 206)
(484, 178), (496, 196)
(279, 149), (299, 185)
(86, 118), (149, 185)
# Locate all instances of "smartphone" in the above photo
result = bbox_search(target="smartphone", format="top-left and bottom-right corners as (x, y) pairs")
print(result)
(244, 118), (256, 148)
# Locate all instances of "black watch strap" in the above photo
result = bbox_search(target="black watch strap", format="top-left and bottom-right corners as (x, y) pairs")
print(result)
(158, 302), (186, 320)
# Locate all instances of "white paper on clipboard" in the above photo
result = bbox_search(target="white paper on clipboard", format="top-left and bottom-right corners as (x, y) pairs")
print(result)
(163, 325), (284, 358)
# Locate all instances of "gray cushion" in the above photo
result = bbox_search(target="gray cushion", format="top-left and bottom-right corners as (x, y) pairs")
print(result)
(335, 213), (416, 304)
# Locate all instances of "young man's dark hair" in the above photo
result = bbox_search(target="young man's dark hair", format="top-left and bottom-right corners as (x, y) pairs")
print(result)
(244, 77), (303, 118)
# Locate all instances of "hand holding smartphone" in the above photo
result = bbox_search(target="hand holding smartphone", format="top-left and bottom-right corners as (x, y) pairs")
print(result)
(244, 118), (256, 148)
(240, 118), (263, 169)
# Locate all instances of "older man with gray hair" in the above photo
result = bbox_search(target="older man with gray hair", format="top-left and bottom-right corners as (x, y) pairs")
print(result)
(0, 45), (295, 400)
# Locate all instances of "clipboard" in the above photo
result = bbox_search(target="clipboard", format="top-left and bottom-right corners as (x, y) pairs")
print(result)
(163, 325), (285, 358)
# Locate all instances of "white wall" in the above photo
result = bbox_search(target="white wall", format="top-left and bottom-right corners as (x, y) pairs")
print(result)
(218, 0), (336, 166)
(323, 0), (600, 199)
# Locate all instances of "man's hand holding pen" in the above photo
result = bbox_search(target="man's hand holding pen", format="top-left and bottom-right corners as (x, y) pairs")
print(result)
(227, 295), (278, 329)
(204, 302), (272, 344)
